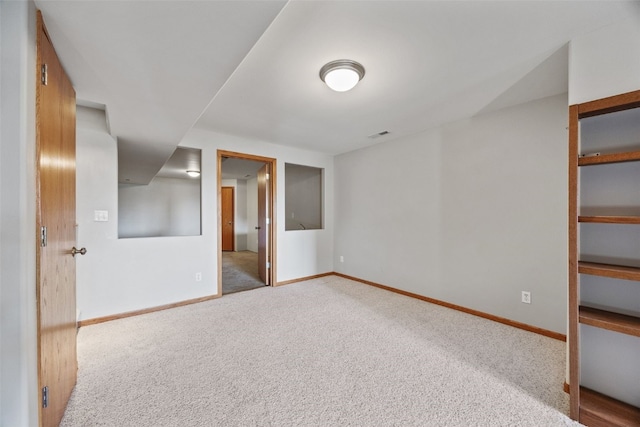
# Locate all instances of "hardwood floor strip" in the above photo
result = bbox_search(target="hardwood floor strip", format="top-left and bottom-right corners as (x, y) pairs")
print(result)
(333, 272), (566, 342)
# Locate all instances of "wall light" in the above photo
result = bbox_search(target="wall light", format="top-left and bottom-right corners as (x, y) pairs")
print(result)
(319, 59), (365, 92)
(186, 170), (200, 178)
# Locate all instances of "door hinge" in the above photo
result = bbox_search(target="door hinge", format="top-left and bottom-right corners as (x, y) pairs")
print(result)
(40, 226), (47, 247)
(266, 218), (270, 225)
(42, 386), (48, 408)
(266, 262), (271, 269)
(266, 173), (270, 180)
(41, 64), (48, 86)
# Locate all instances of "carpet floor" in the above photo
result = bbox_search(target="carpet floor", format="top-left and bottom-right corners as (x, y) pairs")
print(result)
(222, 250), (265, 294)
(61, 276), (578, 426)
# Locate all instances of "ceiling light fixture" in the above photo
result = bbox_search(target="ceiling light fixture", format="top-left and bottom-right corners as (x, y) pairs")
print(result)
(320, 59), (365, 92)
(186, 170), (200, 178)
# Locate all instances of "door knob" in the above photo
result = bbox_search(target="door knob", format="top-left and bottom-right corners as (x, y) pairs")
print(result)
(255, 226), (261, 230)
(71, 247), (87, 257)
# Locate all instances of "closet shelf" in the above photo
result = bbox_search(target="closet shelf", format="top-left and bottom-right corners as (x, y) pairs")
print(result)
(578, 261), (640, 281)
(578, 150), (640, 166)
(579, 216), (640, 224)
(579, 306), (640, 337)
(579, 387), (640, 427)
(570, 89), (640, 426)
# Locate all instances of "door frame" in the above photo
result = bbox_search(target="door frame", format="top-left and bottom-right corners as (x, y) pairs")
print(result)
(217, 150), (276, 295)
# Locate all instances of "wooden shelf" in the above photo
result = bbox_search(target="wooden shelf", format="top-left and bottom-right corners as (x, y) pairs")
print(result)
(578, 261), (640, 281)
(580, 386), (640, 427)
(579, 216), (640, 224)
(578, 150), (640, 166)
(578, 89), (640, 118)
(579, 306), (640, 337)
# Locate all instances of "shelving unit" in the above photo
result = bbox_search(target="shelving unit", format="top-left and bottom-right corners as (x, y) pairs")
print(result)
(569, 89), (640, 426)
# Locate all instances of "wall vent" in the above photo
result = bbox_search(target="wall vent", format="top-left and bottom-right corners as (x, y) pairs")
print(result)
(368, 130), (390, 139)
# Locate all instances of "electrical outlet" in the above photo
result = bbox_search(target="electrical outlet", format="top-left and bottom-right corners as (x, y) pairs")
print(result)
(340, 256), (344, 263)
(195, 272), (202, 282)
(521, 291), (531, 304)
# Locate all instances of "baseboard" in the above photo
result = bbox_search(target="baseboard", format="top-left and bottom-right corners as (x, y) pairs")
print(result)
(77, 294), (221, 328)
(78, 271), (567, 343)
(564, 382), (570, 394)
(276, 272), (333, 286)
(333, 272), (567, 342)
(78, 273), (334, 326)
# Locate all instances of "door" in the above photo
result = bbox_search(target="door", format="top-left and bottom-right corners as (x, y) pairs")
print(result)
(257, 164), (270, 285)
(36, 12), (79, 427)
(221, 187), (234, 251)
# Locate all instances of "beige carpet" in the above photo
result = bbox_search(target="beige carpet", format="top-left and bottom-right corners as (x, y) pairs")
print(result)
(222, 250), (265, 294)
(61, 276), (578, 426)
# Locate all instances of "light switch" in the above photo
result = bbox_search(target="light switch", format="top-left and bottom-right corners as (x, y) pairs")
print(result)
(94, 210), (109, 222)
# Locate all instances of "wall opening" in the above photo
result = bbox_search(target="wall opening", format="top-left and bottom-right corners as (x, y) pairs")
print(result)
(285, 163), (323, 231)
(118, 147), (201, 238)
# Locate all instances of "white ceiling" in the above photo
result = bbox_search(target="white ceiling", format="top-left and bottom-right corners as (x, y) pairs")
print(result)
(221, 157), (266, 180)
(36, 0), (640, 182)
(155, 147), (201, 180)
(37, 0), (287, 183)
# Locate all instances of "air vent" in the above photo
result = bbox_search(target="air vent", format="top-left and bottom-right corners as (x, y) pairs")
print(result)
(368, 130), (390, 139)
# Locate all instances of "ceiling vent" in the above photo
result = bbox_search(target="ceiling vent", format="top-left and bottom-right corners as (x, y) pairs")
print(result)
(368, 130), (390, 139)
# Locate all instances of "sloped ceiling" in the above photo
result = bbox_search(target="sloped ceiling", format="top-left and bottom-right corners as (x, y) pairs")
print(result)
(35, 0), (640, 182)
(37, 0), (287, 183)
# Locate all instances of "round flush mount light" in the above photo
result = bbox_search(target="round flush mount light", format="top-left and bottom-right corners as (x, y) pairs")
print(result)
(186, 170), (200, 178)
(319, 59), (365, 92)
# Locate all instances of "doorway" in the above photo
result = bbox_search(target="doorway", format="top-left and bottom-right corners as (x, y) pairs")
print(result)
(217, 150), (276, 295)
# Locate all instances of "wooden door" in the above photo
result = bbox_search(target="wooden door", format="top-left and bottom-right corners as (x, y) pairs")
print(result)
(257, 165), (269, 285)
(36, 12), (78, 427)
(221, 187), (234, 251)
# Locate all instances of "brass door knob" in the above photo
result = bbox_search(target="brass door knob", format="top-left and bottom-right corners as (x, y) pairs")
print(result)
(71, 247), (87, 257)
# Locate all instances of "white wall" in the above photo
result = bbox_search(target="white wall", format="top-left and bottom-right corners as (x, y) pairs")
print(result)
(76, 107), (217, 321)
(119, 177), (201, 238)
(76, 121), (334, 321)
(335, 94), (568, 334)
(246, 177), (258, 252)
(569, 19), (640, 105)
(0, 1), (39, 426)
